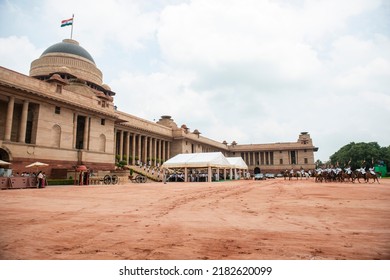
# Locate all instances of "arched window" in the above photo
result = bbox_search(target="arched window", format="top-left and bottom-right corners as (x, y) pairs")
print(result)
(99, 134), (106, 152)
(52, 124), (61, 148)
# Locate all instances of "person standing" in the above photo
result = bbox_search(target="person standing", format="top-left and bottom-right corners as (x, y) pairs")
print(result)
(37, 171), (44, 188)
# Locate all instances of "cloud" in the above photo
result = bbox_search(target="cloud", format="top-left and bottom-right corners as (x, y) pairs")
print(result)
(1, 0), (389, 161)
(0, 36), (42, 75)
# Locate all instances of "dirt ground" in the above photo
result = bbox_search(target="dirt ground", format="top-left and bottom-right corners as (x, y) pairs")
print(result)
(0, 178), (389, 260)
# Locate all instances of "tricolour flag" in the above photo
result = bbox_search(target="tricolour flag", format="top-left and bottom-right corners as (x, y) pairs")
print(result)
(61, 17), (73, 27)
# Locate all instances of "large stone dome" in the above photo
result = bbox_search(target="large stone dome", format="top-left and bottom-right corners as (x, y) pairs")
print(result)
(41, 39), (95, 63)
(29, 39), (103, 85)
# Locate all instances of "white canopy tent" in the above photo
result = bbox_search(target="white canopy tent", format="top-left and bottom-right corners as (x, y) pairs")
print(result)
(162, 152), (231, 169)
(161, 152), (245, 182)
(226, 157), (248, 169)
(226, 157), (249, 180)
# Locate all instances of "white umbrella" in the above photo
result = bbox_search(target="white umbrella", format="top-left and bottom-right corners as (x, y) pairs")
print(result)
(0, 160), (11, 166)
(26, 161), (49, 168)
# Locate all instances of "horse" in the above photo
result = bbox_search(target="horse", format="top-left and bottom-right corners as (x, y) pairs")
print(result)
(296, 170), (310, 180)
(354, 170), (366, 183)
(313, 169), (324, 182)
(341, 170), (356, 183)
(365, 171), (380, 184)
(283, 170), (293, 180)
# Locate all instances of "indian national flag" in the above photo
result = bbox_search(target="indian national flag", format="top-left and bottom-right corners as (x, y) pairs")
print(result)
(61, 17), (73, 27)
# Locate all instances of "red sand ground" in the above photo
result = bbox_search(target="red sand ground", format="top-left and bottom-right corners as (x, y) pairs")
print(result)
(0, 178), (389, 260)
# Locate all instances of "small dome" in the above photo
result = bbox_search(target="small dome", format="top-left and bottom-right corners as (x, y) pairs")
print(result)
(41, 39), (95, 63)
(102, 84), (111, 91)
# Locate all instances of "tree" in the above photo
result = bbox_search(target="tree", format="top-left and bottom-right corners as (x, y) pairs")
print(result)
(330, 142), (389, 170)
(315, 159), (323, 167)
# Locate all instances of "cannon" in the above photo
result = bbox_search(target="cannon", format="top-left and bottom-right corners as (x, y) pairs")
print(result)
(129, 174), (147, 183)
(103, 174), (119, 185)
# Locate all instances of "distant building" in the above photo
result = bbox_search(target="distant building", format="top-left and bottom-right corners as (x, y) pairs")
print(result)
(0, 39), (318, 176)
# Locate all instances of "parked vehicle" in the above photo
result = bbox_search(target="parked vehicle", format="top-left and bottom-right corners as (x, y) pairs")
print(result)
(265, 173), (275, 179)
(254, 173), (266, 180)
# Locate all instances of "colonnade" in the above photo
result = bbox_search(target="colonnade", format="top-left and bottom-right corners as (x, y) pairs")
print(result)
(115, 129), (171, 166)
(241, 151), (275, 166)
(3, 96), (30, 143)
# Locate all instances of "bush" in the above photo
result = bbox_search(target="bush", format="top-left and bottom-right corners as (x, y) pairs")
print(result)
(47, 179), (74, 186)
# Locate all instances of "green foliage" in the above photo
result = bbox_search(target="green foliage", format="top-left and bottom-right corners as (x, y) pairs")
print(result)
(47, 179), (74, 186)
(116, 160), (127, 169)
(315, 159), (323, 167)
(330, 142), (390, 170)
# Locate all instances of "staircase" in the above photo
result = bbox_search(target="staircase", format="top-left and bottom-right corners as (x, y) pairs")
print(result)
(129, 165), (163, 182)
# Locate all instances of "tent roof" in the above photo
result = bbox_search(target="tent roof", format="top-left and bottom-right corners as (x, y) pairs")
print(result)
(162, 152), (232, 169)
(226, 157), (248, 169)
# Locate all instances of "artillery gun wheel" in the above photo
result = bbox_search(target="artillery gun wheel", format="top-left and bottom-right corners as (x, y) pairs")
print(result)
(103, 175), (111, 185)
(111, 175), (119, 185)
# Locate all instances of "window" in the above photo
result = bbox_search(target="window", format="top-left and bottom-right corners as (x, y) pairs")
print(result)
(304, 158), (308, 164)
(51, 125), (61, 148)
(101, 119), (105, 125)
(55, 106), (61, 114)
(280, 159), (283, 164)
(290, 151), (296, 165)
(56, 85), (62, 93)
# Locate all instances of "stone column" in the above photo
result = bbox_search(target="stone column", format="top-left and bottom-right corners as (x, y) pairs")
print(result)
(162, 140), (166, 162)
(18, 100), (29, 143)
(4, 96), (15, 141)
(153, 138), (157, 166)
(126, 132), (130, 165)
(73, 113), (78, 148)
(132, 133), (136, 165)
(137, 134), (142, 164)
(157, 139), (161, 165)
(167, 141), (170, 160)
(113, 128), (117, 155)
(83, 116), (89, 150)
(119, 130), (124, 160)
(148, 137), (152, 165)
(143, 136), (148, 164)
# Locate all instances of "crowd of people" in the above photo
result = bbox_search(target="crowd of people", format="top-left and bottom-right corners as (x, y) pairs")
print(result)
(137, 160), (162, 179)
(8, 171), (47, 187)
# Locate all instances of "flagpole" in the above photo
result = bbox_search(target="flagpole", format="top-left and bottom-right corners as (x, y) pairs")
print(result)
(70, 14), (74, 39)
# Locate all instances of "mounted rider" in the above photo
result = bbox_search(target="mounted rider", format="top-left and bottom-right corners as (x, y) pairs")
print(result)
(358, 160), (366, 174)
(344, 160), (352, 175)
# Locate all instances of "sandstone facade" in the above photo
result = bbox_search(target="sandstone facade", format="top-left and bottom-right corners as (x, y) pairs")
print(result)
(0, 39), (318, 176)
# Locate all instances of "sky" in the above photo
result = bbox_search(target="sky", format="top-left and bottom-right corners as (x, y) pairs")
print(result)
(0, 0), (389, 161)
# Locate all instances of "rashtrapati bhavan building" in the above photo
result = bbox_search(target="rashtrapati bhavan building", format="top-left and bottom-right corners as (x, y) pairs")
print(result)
(0, 39), (318, 177)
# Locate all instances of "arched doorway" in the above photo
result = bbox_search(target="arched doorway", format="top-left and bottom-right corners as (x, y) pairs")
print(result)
(254, 167), (261, 174)
(0, 148), (10, 162)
